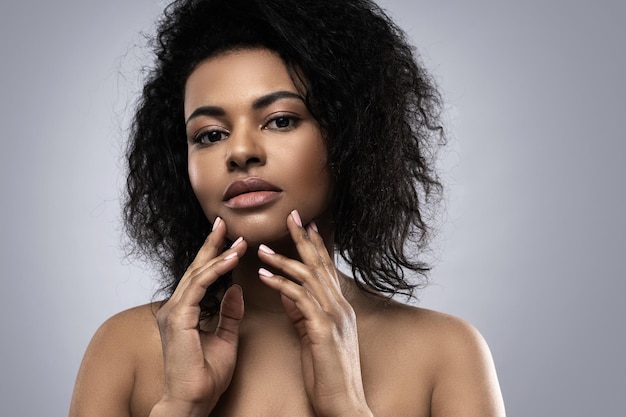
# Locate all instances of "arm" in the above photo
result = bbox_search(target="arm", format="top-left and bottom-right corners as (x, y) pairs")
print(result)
(257, 210), (373, 417)
(69, 218), (248, 417)
(146, 218), (247, 417)
(68, 310), (138, 417)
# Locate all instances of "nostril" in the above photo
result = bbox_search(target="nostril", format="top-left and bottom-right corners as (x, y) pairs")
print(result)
(228, 155), (262, 169)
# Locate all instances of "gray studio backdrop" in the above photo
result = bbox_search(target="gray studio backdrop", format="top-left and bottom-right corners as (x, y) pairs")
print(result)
(1, 1), (624, 416)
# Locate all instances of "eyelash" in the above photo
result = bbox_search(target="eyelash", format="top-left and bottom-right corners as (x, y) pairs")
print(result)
(264, 114), (301, 131)
(192, 128), (229, 145)
(191, 114), (302, 145)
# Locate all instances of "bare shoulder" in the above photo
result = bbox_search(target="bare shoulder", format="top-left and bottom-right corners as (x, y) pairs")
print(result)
(356, 296), (506, 416)
(84, 302), (162, 364)
(379, 301), (489, 354)
(356, 294), (484, 345)
(95, 302), (161, 343)
(69, 303), (163, 417)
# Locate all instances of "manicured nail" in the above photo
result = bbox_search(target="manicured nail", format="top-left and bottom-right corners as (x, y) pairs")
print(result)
(230, 237), (243, 248)
(309, 221), (318, 232)
(258, 268), (274, 277)
(212, 217), (222, 231)
(258, 244), (275, 254)
(224, 252), (238, 260)
(291, 209), (302, 227)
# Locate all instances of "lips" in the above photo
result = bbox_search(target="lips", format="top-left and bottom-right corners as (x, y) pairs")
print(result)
(223, 177), (282, 208)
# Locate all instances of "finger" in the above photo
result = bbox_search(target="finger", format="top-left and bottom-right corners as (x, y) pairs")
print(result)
(215, 285), (244, 345)
(286, 211), (336, 283)
(172, 237), (247, 305)
(303, 220), (341, 287)
(258, 223), (339, 304)
(187, 236), (246, 285)
(304, 221), (329, 260)
(257, 245), (332, 304)
(186, 216), (227, 273)
(258, 269), (321, 321)
(174, 251), (243, 316)
(178, 238), (247, 306)
(170, 218), (226, 303)
(157, 252), (244, 346)
(170, 216), (239, 302)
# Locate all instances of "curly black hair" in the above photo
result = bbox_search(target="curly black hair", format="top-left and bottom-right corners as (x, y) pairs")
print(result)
(124, 0), (445, 316)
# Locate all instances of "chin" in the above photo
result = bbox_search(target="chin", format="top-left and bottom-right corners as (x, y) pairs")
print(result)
(223, 215), (291, 245)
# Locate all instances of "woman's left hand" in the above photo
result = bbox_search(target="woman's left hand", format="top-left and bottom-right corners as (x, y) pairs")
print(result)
(257, 210), (374, 417)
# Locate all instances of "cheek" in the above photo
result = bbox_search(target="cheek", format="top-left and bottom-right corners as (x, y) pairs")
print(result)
(290, 138), (333, 213)
(188, 154), (220, 216)
(294, 128), (328, 176)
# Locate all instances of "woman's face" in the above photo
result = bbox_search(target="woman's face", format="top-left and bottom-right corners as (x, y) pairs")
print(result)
(184, 48), (332, 244)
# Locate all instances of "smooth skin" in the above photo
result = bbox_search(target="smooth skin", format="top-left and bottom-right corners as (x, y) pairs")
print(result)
(69, 49), (505, 417)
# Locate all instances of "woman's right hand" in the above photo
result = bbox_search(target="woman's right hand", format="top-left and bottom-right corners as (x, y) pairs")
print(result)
(150, 217), (247, 417)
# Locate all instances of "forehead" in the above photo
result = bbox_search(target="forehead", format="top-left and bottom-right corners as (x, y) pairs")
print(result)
(184, 48), (298, 116)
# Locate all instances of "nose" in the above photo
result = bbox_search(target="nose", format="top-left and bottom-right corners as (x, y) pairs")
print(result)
(225, 124), (266, 171)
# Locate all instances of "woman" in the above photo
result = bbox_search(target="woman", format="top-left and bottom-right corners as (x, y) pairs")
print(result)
(69, 0), (505, 416)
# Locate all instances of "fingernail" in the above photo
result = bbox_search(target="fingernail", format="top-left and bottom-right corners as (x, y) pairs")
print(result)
(230, 237), (243, 248)
(212, 217), (222, 231)
(258, 268), (274, 277)
(291, 209), (302, 227)
(309, 221), (318, 232)
(258, 244), (275, 254)
(224, 252), (238, 260)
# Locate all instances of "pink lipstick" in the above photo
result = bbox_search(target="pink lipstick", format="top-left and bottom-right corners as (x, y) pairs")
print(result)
(223, 177), (282, 209)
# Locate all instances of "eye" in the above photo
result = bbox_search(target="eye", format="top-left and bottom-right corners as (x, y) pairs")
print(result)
(193, 128), (229, 145)
(264, 115), (301, 131)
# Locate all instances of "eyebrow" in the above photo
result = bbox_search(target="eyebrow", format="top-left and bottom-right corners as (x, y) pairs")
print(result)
(252, 90), (303, 109)
(185, 90), (303, 125)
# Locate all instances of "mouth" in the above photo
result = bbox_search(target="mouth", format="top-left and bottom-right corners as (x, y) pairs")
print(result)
(223, 177), (283, 209)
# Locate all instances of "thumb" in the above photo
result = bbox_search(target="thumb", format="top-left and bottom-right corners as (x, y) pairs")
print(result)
(215, 284), (244, 344)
